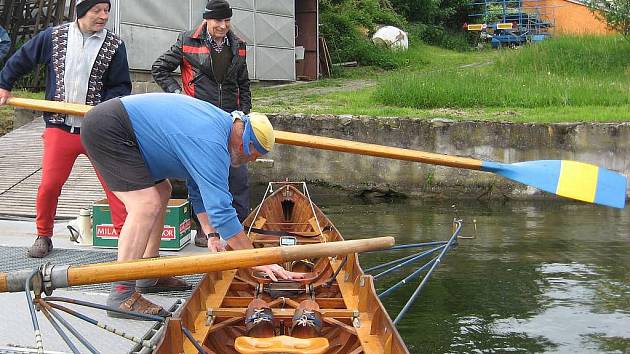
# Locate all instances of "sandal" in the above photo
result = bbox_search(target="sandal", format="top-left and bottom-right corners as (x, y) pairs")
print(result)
(27, 236), (53, 258)
(245, 298), (275, 337)
(291, 300), (323, 338)
(106, 292), (170, 320)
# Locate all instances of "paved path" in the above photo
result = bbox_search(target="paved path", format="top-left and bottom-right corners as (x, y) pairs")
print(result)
(0, 119), (104, 220)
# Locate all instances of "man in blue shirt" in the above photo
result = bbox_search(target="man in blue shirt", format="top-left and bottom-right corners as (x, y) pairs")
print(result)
(0, 25), (10, 64)
(82, 93), (301, 318)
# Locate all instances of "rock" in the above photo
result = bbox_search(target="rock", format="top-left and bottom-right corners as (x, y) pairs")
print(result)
(372, 26), (409, 51)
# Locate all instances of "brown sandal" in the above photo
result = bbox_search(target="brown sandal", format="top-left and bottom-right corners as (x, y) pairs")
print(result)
(27, 236), (53, 258)
(107, 292), (170, 320)
(291, 300), (323, 338)
(245, 298), (275, 337)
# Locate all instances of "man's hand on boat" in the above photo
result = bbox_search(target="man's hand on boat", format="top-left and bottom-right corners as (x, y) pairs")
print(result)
(202, 226), (307, 281)
(252, 264), (306, 282)
(207, 234), (226, 252)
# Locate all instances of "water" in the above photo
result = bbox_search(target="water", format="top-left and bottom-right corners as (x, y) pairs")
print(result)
(299, 189), (630, 354)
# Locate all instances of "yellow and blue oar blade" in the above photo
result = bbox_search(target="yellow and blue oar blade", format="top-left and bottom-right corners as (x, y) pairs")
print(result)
(481, 160), (627, 208)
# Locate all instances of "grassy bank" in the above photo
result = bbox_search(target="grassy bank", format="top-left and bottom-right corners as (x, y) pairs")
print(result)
(253, 36), (630, 122)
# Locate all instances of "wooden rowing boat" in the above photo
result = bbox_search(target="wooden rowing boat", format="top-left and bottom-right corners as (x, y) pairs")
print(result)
(154, 182), (409, 354)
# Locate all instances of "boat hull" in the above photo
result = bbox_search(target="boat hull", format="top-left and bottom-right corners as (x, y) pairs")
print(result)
(154, 182), (409, 354)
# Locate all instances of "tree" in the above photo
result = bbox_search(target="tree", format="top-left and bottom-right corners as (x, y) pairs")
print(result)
(588, 0), (630, 40)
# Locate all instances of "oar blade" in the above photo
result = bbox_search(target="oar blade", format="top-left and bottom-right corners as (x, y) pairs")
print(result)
(482, 160), (627, 208)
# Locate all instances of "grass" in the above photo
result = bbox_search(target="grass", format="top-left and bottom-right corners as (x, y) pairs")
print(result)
(0, 90), (44, 136)
(4, 37), (628, 126)
(253, 36), (630, 123)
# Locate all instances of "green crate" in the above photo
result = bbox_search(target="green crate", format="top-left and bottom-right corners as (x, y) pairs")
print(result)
(92, 198), (191, 250)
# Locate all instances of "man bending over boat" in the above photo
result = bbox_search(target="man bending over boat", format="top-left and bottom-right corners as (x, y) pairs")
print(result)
(81, 93), (302, 318)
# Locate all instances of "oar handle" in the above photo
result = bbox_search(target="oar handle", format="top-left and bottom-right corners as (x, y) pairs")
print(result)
(7, 97), (92, 116)
(275, 131), (483, 170)
(0, 237), (394, 293)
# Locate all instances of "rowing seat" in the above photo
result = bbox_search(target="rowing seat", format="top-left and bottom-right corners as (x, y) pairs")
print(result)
(234, 335), (329, 354)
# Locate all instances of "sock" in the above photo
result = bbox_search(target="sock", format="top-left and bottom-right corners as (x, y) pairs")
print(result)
(136, 278), (158, 288)
(106, 280), (136, 307)
(136, 255), (160, 288)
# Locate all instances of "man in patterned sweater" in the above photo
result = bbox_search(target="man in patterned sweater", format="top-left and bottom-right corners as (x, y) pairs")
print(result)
(0, 0), (130, 259)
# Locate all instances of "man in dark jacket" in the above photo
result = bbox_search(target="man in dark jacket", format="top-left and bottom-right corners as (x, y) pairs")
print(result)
(152, 0), (252, 249)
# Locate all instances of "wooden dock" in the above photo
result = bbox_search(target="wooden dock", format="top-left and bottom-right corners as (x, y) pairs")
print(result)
(0, 119), (105, 219)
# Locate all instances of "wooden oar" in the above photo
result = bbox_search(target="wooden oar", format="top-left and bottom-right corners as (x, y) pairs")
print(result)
(0, 237), (394, 293)
(7, 97), (627, 208)
(274, 131), (627, 209)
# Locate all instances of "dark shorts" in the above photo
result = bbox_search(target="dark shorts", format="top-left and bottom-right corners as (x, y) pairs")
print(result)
(81, 98), (155, 192)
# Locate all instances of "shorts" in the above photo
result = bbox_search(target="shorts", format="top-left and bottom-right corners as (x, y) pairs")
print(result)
(81, 98), (156, 192)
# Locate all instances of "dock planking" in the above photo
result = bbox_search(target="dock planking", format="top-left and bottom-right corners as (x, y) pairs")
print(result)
(0, 119), (105, 219)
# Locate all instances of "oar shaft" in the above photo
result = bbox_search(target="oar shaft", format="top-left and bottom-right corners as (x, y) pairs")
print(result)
(275, 130), (483, 169)
(7, 97), (483, 170)
(0, 237), (394, 293)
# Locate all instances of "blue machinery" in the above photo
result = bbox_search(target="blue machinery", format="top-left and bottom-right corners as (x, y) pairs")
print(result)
(465, 0), (554, 48)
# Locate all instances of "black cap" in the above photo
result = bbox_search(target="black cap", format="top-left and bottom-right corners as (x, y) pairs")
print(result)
(76, 0), (110, 19)
(203, 0), (232, 20)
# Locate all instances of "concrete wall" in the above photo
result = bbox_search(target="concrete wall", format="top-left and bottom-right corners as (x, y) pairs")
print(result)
(251, 114), (630, 201)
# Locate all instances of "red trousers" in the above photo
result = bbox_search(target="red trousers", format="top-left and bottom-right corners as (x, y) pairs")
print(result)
(36, 127), (127, 237)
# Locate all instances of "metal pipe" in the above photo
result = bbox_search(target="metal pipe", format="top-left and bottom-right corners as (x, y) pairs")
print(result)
(46, 301), (155, 350)
(393, 220), (463, 324)
(38, 301), (101, 354)
(37, 301), (81, 354)
(377, 258), (437, 299)
(24, 270), (43, 354)
(365, 241), (448, 252)
(181, 325), (206, 354)
(45, 297), (165, 322)
(374, 245), (446, 280)
(364, 252), (423, 273)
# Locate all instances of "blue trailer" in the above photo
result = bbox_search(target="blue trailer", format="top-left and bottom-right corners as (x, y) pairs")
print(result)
(466, 0), (553, 48)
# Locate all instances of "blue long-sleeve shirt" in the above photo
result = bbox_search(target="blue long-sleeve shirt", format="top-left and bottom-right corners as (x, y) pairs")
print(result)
(0, 26), (10, 62)
(120, 93), (242, 240)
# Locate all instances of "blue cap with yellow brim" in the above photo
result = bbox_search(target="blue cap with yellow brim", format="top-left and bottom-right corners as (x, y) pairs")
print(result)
(239, 112), (274, 156)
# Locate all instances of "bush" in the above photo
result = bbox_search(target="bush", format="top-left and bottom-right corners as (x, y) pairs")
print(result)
(320, 0), (409, 70)
(407, 23), (477, 51)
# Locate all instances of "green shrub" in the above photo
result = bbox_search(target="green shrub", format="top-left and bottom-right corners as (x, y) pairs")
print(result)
(320, 0), (409, 70)
(407, 23), (476, 51)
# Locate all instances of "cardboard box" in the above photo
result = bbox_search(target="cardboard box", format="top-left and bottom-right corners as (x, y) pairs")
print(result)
(92, 198), (191, 250)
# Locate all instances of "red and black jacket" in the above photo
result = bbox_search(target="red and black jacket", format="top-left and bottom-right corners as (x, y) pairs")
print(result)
(151, 22), (251, 114)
